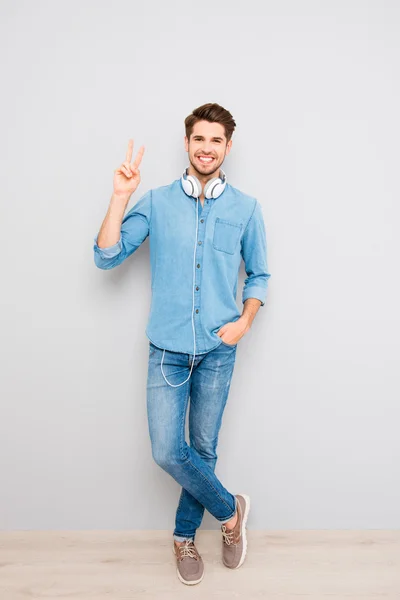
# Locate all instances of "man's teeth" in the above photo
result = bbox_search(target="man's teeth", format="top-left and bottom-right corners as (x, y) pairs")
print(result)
(199, 157), (214, 163)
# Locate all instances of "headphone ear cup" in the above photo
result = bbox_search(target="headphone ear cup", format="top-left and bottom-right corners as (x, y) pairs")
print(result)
(181, 178), (191, 196)
(181, 168), (202, 198)
(203, 177), (219, 199)
(209, 181), (225, 198)
(189, 175), (202, 198)
(183, 174), (201, 198)
(205, 177), (227, 199)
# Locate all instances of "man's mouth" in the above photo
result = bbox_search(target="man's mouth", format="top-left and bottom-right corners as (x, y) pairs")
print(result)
(197, 155), (215, 164)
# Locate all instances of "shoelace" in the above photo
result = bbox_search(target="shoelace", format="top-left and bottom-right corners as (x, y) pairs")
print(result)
(177, 540), (199, 560)
(221, 524), (236, 545)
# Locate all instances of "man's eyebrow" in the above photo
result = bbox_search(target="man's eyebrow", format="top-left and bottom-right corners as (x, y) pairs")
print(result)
(193, 135), (225, 141)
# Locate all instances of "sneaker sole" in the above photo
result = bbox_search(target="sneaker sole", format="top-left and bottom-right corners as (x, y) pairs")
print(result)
(223, 493), (251, 569)
(172, 547), (204, 585)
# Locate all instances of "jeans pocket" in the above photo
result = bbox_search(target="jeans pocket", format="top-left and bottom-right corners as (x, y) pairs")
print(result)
(219, 339), (237, 348)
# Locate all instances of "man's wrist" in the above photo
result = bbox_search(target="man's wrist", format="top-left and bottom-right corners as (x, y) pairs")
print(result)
(238, 315), (252, 331)
(240, 298), (263, 330)
(111, 191), (131, 206)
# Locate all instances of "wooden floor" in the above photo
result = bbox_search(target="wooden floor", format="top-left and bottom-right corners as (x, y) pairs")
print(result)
(0, 530), (399, 599)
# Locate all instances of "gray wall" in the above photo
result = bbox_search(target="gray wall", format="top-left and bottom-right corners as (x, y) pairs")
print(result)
(1, 0), (399, 531)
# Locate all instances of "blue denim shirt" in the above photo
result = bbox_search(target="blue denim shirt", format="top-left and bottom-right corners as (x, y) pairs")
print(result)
(93, 178), (271, 354)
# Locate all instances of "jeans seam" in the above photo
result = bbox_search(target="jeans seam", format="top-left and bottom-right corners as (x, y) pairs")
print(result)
(180, 453), (234, 517)
(179, 384), (190, 461)
(175, 487), (185, 515)
(218, 499), (237, 523)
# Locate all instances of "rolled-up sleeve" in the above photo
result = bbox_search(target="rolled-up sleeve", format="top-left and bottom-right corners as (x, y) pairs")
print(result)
(240, 199), (271, 306)
(93, 190), (152, 270)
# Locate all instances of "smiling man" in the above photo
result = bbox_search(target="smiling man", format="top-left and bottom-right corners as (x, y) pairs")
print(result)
(93, 103), (271, 586)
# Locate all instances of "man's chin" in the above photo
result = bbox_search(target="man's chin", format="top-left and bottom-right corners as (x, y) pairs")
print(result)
(191, 161), (221, 177)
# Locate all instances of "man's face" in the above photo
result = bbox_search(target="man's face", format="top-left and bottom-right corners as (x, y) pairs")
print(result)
(184, 120), (232, 178)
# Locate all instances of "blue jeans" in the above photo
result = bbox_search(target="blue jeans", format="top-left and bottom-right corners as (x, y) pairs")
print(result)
(146, 340), (238, 543)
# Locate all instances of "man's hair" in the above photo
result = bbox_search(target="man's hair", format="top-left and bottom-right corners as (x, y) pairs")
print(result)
(184, 103), (236, 143)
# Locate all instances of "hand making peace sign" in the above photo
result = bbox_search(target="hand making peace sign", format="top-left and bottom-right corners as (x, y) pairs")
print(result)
(113, 139), (145, 197)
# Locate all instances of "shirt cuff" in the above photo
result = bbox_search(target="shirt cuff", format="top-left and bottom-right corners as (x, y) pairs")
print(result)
(242, 286), (266, 307)
(93, 236), (122, 259)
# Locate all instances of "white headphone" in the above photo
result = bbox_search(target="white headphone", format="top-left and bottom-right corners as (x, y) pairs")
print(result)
(159, 167), (228, 388)
(180, 166), (227, 199)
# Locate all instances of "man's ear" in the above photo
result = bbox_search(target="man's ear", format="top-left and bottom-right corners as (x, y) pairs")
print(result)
(184, 135), (189, 152)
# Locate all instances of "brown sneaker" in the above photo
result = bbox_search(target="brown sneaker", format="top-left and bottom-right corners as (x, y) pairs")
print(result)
(221, 493), (250, 569)
(172, 539), (204, 585)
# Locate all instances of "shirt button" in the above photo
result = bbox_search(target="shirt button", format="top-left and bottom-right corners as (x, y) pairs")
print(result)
(197, 263), (200, 268)
(200, 219), (204, 223)
(198, 241), (202, 245)
(196, 286), (199, 291)
(195, 309), (199, 313)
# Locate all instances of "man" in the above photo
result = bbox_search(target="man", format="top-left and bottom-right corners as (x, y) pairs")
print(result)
(93, 103), (271, 585)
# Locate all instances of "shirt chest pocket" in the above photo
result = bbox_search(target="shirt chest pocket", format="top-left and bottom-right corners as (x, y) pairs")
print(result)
(212, 218), (243, 255)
